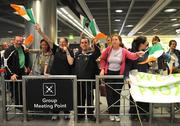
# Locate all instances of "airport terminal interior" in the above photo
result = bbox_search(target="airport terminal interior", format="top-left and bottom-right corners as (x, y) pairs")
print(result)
(0, 0), (180, 126)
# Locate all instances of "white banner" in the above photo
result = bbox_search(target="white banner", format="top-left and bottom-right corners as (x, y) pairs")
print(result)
(129, 70), (180, 103)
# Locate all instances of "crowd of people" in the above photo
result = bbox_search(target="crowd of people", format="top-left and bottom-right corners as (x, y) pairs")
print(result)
(0, 24), (180, 122)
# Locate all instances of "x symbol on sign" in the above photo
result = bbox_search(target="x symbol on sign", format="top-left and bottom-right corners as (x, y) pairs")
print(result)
(45, 86), (53, 93)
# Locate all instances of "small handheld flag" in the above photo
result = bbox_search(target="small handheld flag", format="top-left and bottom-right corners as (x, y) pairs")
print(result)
(139, 43), (164, 64)
(23, 34), (34, 47)
(89, 19), (99, 36)
(80, 15), (88, 28)
(10, 4), (36, 24)
(95, 32), (107, 40)
(26, 8), (36, 24)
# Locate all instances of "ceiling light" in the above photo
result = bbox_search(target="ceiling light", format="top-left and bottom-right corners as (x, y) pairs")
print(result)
(128, 0), (173, 36)
(8, 31), (13, 33)
(164, 8), (177, 13)
(114, 19), (121, 22)
(153, 29), (158, 31)
(176, 29), (180, 34)
(170, 18), (177, 21)
(115, 9), (123, 13)
(153, 32), (157, 34)
(60, 8), (68, 15)
(172, 24), (180, 27)
(57, 7), (94, 38)
(126, 25), (133, 27)
(114, 29), (118, 31)
(69, 34), (74, 40)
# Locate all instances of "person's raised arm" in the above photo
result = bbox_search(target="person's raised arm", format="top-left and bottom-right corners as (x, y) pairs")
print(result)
(92, 39), (101, 59)
(63, 47), (74, 65)
(34, 23), (53, 48)
(125, 49), (145, 60)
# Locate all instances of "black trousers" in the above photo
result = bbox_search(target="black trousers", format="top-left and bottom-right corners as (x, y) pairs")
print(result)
(105, 70), (123, 115)
(77, 81), (94, 116)
(9, 68), (25, 106)
(9, 82), (22, 105)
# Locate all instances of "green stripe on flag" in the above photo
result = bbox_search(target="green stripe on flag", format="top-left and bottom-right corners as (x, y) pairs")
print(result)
(148, 43), (164, 58)
(80, 15), (87, 28)
(89, 19), (98, 36)
(26, 8), (36, 24)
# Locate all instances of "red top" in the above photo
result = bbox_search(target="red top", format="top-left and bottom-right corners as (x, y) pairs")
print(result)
(0, 69), (6, 73)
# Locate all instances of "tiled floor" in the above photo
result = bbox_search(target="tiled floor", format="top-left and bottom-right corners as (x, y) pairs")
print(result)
(0, 98), (180, 126)
(0, 116), (179, 126)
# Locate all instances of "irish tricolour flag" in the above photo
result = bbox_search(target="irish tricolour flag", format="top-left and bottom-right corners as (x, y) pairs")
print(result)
(89, 19), (107, 39)
(139, 43), (164, 64)
(89, 19), (99, 36)
(10, 4), (36, 24)
(80, 15), (88, 28)
(23, 34), (34, 47)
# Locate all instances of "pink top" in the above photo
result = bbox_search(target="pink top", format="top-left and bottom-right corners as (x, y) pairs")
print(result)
(100, 46), (139, 75)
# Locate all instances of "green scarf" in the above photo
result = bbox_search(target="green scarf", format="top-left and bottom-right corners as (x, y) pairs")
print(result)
(17, 47), (25, 68)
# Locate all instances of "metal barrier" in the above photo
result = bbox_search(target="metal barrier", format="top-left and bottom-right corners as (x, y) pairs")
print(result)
(96, 75), (150, 126)
(1, 78), (23, 121)
(0, 74), (3, 122)
(95, 75), (179, 125)
(147, 69), (178, 124)
(174, 103), (180, 123)
(149, 103), (176, 124)
(0, 74), (179, 125)
(1, 75), (77, 122)
(76, 79), (97, 121)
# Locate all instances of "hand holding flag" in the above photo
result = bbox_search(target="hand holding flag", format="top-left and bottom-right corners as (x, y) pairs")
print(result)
(89, 19), (107, 40)
(34, 23), (41, 32)
(139, 43), (164, 64)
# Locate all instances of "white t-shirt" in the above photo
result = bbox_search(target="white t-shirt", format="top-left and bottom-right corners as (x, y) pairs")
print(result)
(0, 50), (5, 59)
(108, 48), (122, 71)
(171, 53), (179, 67)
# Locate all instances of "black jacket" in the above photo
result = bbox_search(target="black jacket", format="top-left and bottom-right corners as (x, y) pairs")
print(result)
(50, 44), (73, 75)
(124, 49), (149, 79)
(73, 44), (101, 79)
(4, 45), (29, 79)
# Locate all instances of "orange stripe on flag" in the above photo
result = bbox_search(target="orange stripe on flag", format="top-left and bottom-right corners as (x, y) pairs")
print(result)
(10, 4), (26, 16)
(95, 33), (107, 40)
(24, 34), (34, 47)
